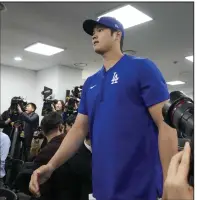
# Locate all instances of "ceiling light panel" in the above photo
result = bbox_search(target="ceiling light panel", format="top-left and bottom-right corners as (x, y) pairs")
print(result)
(185, 56), (193, 62)
(167, 80), (186, 86)
(98, 5), (153, 29)
(14, 57), (22, 61)
(24, 42), (64, 56)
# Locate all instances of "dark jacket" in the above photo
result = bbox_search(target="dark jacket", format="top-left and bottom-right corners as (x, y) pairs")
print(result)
(49, 143), (92, 200)
(33, 134), (65, 169)
(34, 138), (92, 200)
(68, 143), (92, 200)
(0, 119), (8, 129)
(20, 112), (39, 147)
(1, 111), (13, 136)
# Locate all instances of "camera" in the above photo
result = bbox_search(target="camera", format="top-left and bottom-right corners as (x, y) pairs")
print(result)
(71, 86), (82, 99)
(162, 91), (194, 186)
(41, 86), (57, 116)
(67, 97), (78, 116)
(41, 99), (58, 116)
(9, 97), (27, 121)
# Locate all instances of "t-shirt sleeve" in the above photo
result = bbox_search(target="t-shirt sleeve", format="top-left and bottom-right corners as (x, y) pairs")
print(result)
(138, 58), (170, 107)
(78, 77), (90, 115)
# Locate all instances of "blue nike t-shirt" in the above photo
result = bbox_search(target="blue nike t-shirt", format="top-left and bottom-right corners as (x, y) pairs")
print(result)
(78, 55), (169, 200)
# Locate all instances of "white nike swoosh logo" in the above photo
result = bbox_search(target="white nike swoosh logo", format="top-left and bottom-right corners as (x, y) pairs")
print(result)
(90, 85), (96, 89)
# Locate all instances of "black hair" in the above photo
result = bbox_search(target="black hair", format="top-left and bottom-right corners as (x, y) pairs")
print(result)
(27, 103), (37, 111)
(110, 28), (124, 52)
(66, 114), (76, 126)
(41, 112), (63, 135)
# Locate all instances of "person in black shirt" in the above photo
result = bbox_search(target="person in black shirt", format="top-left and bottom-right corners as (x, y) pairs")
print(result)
(18, 103), (39, 160)
(0, 114), (12, 129)
(0, 110), (13, 136)
(33, 112), (65, 169)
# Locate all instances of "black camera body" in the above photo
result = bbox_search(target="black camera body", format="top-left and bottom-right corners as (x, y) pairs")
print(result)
(41, 99), (57, 116)
(41, 86), (58, 116)
(71, 86), (82, 99)
(9, 97), (27, 122)
(162, 91), (194, 186)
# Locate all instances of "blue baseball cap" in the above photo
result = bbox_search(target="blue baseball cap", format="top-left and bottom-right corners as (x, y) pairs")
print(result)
(83, 16), (125, 38)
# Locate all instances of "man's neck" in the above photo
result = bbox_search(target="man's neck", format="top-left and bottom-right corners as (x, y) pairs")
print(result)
(46, 131), (61, 142)
(102, 49), (124, 71)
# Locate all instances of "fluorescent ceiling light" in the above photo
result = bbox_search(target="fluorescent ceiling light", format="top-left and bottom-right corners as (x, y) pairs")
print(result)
(14, 57), (22, 61)
(167, 81), (186, 86)
(185, 56), (193, 62)
(98, 5), (153, 29)
(24, 42), (64, 56)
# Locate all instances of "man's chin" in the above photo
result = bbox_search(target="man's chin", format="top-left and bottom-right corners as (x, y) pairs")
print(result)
(94, 48), (104, 55)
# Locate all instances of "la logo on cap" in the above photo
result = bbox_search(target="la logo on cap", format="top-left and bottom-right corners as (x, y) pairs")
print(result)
(115, 24), (119, 28)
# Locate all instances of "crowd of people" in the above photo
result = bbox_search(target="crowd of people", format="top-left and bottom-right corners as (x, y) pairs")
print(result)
(0, 98), (92, 200)
(0, 16), (193, 200)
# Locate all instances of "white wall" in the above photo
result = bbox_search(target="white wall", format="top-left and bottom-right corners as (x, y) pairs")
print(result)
(57, 66), (84, 100)
(0, 65), (36, 113)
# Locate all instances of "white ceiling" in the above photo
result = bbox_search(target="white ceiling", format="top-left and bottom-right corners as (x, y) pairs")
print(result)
(1, 2), (194, 96)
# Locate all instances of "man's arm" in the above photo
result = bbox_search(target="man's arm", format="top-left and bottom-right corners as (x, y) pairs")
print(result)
(48, 113), (89, 170)
(149, 101), (178, 181)
(20, 112), (39, 124)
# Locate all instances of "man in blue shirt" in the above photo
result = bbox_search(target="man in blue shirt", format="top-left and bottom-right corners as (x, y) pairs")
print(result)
(29, 17), (178, 200)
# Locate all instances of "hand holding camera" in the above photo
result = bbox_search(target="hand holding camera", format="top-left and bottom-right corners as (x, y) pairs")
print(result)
(5, 118), (11, 125)
(163, 142), (193, 200)
(17, 104), (23, 114)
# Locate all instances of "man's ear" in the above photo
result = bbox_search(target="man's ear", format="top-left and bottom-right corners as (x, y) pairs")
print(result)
(115, 31), (122, 41)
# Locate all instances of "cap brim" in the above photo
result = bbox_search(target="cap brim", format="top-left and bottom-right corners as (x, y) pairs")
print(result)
(83, 19), (100, 36)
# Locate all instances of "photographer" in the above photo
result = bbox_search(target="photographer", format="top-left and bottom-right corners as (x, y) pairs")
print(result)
(163, 142), (193, 200)
(18, 103), (39, 160)
(0, 110), (13, 136)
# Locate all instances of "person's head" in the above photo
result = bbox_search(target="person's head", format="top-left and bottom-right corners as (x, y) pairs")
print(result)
(41, 112), (63, 138)
(55, 100), (65, 112)
(25, 103), (37, 114)
(83, 17), (124, 55)
(66, 114), (76, 133)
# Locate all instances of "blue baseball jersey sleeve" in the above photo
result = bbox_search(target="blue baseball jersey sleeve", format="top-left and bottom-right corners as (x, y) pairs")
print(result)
(78, 77), (90, 116)
(138, 58), (169, 107)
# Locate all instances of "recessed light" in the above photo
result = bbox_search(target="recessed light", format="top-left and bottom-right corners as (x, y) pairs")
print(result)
(98, 5), (153, 29)
(24, 42), (64, 56)
(14, 57), (22, 61)
(167, 80), (186, 86)
(74, 63), (87, 68)
(185, 56), (193, 62)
